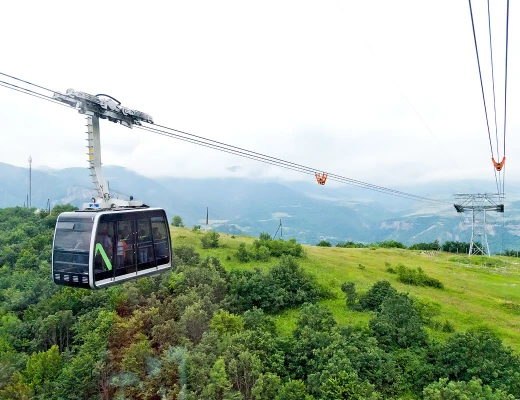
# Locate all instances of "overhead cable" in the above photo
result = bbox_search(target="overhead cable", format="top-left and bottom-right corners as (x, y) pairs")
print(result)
(0, 71), (451, 205)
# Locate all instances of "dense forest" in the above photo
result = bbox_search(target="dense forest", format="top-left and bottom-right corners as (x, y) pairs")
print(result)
(1, 206), (519, 399)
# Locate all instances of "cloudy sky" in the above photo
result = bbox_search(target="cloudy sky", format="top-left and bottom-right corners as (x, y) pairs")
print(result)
(0, 0), (517, 198)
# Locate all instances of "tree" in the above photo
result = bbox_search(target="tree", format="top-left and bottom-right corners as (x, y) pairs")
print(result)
(369, 293), (427, 350)
(171, 215), (184, 227)
(252, 373), (281, 400)
(423, 378), (515, 400)
(358, 281), (397, 311)
(275, 379), (314, 400)
(201, 357), (240, 400)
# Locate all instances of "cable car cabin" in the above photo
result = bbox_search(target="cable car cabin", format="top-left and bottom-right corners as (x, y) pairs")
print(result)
(52, 208), (171, 289)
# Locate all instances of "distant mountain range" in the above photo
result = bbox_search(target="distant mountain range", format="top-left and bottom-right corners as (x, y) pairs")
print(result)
(1, 162), (519, 253)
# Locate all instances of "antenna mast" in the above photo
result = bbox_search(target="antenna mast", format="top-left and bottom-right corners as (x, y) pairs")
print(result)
(28, 155), (32, 208)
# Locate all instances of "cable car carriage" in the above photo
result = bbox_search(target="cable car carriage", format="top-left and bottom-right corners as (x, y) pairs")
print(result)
(52, 208), (171, 289)
(50, 88), (172, 289)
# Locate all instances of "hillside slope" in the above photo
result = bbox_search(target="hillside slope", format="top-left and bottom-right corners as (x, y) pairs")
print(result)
(171, 226), (520, 352)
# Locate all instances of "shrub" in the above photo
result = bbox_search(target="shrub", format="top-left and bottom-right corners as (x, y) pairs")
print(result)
(358, 281), (397, 312)
(173, 245), (201, 266)
(396, 265), (444, 289)
(316, 240), (332, 247)
(340, 282), (358, 308)
(251, 245), (271, 262)
(235, 243), (250, 263)
(377, 240), (406, 249)
(225, 256), (324, 313)
(201, 231), (220, 249)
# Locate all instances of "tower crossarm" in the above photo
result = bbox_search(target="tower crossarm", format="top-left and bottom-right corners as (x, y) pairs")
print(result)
(53, 89), (153, 128)
(454, 204), (504, 212)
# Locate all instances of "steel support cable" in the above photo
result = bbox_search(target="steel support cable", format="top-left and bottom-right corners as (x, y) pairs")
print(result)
(0, 71), (56, 93)
(468, 0), (501, 196)
(487, 0), (501, 163)
(135, 125), (318, 179)
(140, 124), (449, 204)
(0, 71), (450, 204)
(149, 123), (447, 203)
(487, 0), (504, 201)
(137, 125), (436, 202)
(502, 0), (510, 198)
(0, 81), (73, 109)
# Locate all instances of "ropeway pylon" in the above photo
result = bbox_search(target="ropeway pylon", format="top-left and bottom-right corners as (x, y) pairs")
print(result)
(454, 194), (504, 256)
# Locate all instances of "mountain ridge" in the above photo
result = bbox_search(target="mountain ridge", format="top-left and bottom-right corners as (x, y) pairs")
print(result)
(1, 162), (518, 252)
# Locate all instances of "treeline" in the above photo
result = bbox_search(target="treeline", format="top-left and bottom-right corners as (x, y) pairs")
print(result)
(318, 239), (482, 255)
(1, 206), (519, 399)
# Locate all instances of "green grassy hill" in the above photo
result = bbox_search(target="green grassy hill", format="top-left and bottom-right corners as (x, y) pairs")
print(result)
(172, 226), (520, 352)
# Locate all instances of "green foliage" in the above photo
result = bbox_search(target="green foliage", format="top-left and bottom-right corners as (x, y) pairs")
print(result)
(1, 205), (520, 399)
(340, 281), (358, 309)
(252, 372), (281, 399)
(395, 264), (444, 289)
(201, 230), (220, 249)
(369, 292), (428, 350)
(120, 333), (153, 379)
(358, 280), (397, 312)
(316, 240), (332, 247)
(22, 345), (62, 396)
(275, 379), (314, 400)
(423, 378), (515, 399)
(171, 215), (184, 227)
(409, 240), (441, 251)
(336, 241), (367, 248)
(259, 232), (272, 241)
(173, 245), (201, 266)
(210, 310), (244, 337)
(377, 240), (406, 249)
(225, 256), (324, 313)
(320, 370), (381, 400)
(192, 224), (201, 232)
(253, 234), (304, 258)
(250, 245), (271, 262)
(442, 241), (471, 254)
(201, 357), (239, 400)
(235, 242), (250, 263)
(432, 329), (520, 396)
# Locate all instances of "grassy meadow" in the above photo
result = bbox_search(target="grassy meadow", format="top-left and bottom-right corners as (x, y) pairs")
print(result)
(170, 226), (520, 352)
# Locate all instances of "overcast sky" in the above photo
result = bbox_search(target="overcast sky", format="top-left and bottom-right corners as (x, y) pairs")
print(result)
(0, 0), (518, 199)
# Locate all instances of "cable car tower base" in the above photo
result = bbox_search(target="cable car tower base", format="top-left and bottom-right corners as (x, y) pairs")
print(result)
(454, 194), (504, 256)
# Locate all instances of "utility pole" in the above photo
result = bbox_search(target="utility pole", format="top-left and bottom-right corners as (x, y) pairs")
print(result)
(454, 194), (504, 256)
(28, 155), (32, 208)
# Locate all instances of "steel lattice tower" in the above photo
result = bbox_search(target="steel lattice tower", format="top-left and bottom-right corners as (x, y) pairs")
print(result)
(454, 194), (504, 256)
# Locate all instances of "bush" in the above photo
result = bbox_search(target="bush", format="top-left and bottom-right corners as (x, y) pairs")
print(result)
(358, 281), (397, 311)
(377, 240), (406, 249)
(173, 245), (201, 266)
(225, 256), (324, 313)
(316, 240), (332, 247)
(253, 235), (304, 258)
(251, 245), (271, 262)
(192, 225), (201, 232)
(201, 231), (220, 249)
(340, 282), (358, 308)
(235, 243), (250, 263)
(396, 265), (444, 289)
